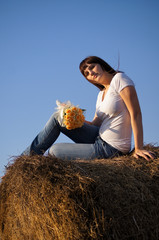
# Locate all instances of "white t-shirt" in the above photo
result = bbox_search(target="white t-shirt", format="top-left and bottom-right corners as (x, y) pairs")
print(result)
(96, 72), (135, 153)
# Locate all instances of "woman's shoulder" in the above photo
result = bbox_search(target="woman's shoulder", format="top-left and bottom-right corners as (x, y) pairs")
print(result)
(111, 72), (135, 92)
(113, 72), (134, 83)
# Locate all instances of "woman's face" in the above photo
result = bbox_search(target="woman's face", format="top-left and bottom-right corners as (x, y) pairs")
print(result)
(84, 63), (104, 83)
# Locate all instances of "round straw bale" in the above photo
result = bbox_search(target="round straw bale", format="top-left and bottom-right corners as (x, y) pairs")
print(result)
(0, 144), (159, 240)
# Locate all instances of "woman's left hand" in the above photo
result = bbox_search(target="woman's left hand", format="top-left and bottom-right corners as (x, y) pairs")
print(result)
(133, 149), (156, 160)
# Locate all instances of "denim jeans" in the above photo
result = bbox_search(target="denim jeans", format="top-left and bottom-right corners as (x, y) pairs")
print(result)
(22, 113), (122, 160)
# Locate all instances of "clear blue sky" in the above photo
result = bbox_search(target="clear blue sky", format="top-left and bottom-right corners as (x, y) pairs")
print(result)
(0, 0), (159, 176)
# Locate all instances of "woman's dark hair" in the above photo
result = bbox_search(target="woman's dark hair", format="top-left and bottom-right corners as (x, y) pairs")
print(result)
(79, 56), (117, 90)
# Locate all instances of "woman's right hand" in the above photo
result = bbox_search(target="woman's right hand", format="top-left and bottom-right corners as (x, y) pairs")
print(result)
(85, 113), (102, 127)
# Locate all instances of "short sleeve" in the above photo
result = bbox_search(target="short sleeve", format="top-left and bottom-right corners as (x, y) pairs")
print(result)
(111, 72), (135, 93)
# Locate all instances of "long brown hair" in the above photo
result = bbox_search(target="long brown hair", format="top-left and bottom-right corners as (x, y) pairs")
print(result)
(79, 56), (117, 90)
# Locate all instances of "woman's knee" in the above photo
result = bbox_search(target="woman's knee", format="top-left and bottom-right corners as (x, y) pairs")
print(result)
(49, 144), (61, 158)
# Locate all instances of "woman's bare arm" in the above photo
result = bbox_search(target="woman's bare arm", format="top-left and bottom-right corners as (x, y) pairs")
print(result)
(120, 86), (155, 160)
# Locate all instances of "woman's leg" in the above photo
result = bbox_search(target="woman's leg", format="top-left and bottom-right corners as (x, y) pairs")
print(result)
(49, 143), (97, 160)
(49, 137), (122, 160)
(22, 113), (99, 155)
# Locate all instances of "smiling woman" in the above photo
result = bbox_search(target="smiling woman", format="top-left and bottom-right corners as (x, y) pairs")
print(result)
(84, 64), (104, 81)
(79, 56), (155, 160)
(21, 56), (155, 161)
(80, 56), (117, 90)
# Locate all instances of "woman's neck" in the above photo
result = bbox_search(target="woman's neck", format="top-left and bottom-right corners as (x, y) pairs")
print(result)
(102, 72), (114, 89)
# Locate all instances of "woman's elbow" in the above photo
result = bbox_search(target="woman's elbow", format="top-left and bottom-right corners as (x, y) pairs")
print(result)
(131, 109), (142, 122)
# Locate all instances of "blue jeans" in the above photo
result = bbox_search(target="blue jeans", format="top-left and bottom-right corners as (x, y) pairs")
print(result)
(22, 113), (122, 160)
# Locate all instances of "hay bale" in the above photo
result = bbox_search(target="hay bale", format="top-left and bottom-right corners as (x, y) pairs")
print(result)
(0, 145), (159, 240)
